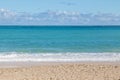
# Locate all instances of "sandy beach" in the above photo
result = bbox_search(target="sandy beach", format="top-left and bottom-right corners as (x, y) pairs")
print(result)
(0, 62), (119, 80)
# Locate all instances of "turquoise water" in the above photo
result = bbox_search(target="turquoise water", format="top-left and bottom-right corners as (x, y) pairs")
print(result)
(0, 26), (120, 62)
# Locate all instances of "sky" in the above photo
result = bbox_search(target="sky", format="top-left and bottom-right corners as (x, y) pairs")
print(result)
(0, 0), (120, 25)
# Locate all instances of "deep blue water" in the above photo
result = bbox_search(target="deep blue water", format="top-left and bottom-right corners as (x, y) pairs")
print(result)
(0, 25), (120, 53)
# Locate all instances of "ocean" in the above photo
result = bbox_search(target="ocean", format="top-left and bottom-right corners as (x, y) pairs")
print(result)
(0, 26), (120, 62)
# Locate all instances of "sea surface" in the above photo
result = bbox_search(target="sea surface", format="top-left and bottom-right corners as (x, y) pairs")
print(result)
(0, 26), (120, 62)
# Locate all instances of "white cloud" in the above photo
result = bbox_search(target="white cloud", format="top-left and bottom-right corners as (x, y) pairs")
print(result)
(0, 8), (120, 25)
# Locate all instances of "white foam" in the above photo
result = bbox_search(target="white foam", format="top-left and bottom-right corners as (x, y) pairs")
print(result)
(0, 52), (119, 62)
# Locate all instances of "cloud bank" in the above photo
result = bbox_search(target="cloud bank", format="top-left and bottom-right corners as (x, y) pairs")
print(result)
(0, 8), (120, 25)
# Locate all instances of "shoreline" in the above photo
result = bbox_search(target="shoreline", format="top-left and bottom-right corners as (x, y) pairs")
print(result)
(0, 61), (120, 68)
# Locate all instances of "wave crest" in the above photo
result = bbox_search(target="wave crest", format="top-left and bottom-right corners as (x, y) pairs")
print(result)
(0, 52), (119, 62)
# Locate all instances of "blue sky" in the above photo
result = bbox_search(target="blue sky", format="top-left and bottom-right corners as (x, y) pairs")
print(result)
(0, 0), (120, 13)
(0, 0), (120, 25)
